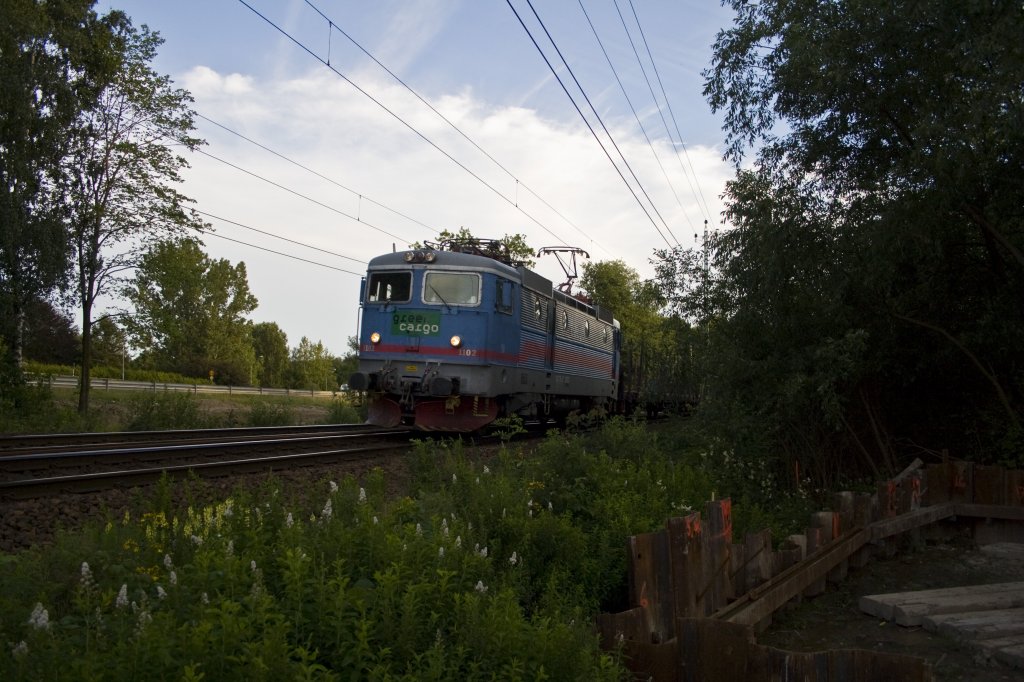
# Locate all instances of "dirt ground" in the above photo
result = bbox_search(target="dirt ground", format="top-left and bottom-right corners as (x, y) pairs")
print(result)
(757, 534), (1024, 681)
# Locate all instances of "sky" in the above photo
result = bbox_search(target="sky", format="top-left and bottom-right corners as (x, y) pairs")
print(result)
(99, 0), (738, 357)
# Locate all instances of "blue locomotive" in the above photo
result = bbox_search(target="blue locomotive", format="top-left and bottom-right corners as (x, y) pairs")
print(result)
(348, 238), (621, 431)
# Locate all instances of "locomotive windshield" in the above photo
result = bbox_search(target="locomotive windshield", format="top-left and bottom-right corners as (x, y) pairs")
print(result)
(367, 271), (411, 302)
(423, 272), (480, 306)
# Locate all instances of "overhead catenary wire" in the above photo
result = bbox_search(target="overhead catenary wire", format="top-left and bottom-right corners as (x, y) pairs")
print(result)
(626, 0), (714, 222)
(195, 148), (413, 244)
(508, 0), (679, 249)
(195, 209), (367, 266)
(576, 0), (697, 236)
(302, 0), (610, 258)
(197, 113), (441, 236)
(617, 0), (714, 224)
(201, 230), (365, 277)
(236, 0), (573, 248)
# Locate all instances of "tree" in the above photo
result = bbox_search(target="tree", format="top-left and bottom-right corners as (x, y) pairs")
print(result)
(0, 0), (99, 366)
(124, 239), (257, 384)
(252, 322), (289, 388)
(64, 15), (204, 411)
(696, 0), (1024, 475)
(289, 337), (335, 391)
(90, 315), (126, 370)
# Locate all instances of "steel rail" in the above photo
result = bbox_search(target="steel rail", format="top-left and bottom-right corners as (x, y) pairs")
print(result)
(0, 443), (414, 498)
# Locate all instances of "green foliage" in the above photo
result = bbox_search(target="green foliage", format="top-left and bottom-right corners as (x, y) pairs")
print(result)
(326, 397), (363, 425)
(124, 392), (207, 431)
(0, 419), (822, 679)
(288, 337), (336, 392)
(671, 0), (1024, 485)
(0, 0), (97, 363)
(125, 239), (257, 386)
(252, 322), (289, 388)
(24, 361), (213, 386)
(247, 401), (294, 427)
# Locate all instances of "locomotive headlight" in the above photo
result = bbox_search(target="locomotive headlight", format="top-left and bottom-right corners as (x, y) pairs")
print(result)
(450, 335), (462, 348)
(370, 332), (381, 344)
(403, 251), (416, 262)
(423, 250), (437, 263)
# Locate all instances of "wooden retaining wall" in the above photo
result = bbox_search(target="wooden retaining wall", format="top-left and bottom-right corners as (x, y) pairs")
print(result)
(596, 460), (1024, 682)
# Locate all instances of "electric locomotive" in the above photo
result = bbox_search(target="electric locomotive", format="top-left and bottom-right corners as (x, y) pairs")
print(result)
(348, 238), (621, 431)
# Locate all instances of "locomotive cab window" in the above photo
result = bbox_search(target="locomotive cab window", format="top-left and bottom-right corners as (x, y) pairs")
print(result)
(423, 272), (480, 306)
(496, 279), (514, 314)
(367, 271), (411, 303)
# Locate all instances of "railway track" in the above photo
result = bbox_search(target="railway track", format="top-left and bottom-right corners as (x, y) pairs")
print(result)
(0, 424), (415, 499)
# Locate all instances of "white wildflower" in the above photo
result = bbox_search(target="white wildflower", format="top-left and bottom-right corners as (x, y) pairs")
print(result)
(441, 518), (449, 537)
(190, 534), (203, 546)
(373, 516), (379, 525)
(329, 480), (339, 493)
(474, 542), (479, 553)
(135, 609), (152, 635)
(12, 641), (28, 658)
(476, 477), (480, 484)
(509, 551), (518, 566)
(479, 547), (488, 558)
(455, 535), (462, 548)
(250, 560), (257, 572)
(474, 580), (487, 594)
(322, 498), (333, 520)
(27, 603), (50, 630)
(548, 501), (553, 512)
(226, 540), (234, 557)
(483, 465), (490, 474)
(169, 570), (177, 586)
(452, 473), (457, 483)
(438, 546), (445, 559)
(358, 487), (367, 504)
(286, 512), (294, 528)
(163, 554), (173, 570)
(80, 561), (94, 589)
(201, 592), (209, 605)
(156, 585), (167, 600)
(415, 523), (423, 537)
(116, 584), (129, 609)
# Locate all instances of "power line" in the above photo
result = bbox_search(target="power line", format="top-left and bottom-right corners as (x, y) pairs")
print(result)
(197, 113), (441, 236)
(195, 148), (413, 244)
(576, 0), (697, 235)
(236, 0), (572, 247)
(626, 0), (714, 222)
(302, 0), (610, 257)
(507, 0), (677, 248)
(201, 230), (365, 277)
(617, 0), (714, 223)
(195, 209), (367, 266)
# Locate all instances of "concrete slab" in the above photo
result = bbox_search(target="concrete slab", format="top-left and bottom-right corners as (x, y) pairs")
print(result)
(975, 635), (1024, 669)
(858, 581), (1024, 623)
(922, 607), (1024, 640)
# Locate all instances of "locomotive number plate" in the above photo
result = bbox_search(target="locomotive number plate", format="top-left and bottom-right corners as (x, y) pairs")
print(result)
(392, 310), (441, 336)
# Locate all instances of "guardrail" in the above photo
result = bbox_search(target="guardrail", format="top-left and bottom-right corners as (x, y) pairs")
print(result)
(37, 375), (339, 399)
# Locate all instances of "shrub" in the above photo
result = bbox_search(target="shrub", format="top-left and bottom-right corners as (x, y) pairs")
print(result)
(124, 392), (206, 431)
(248, 400), (294, 427)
